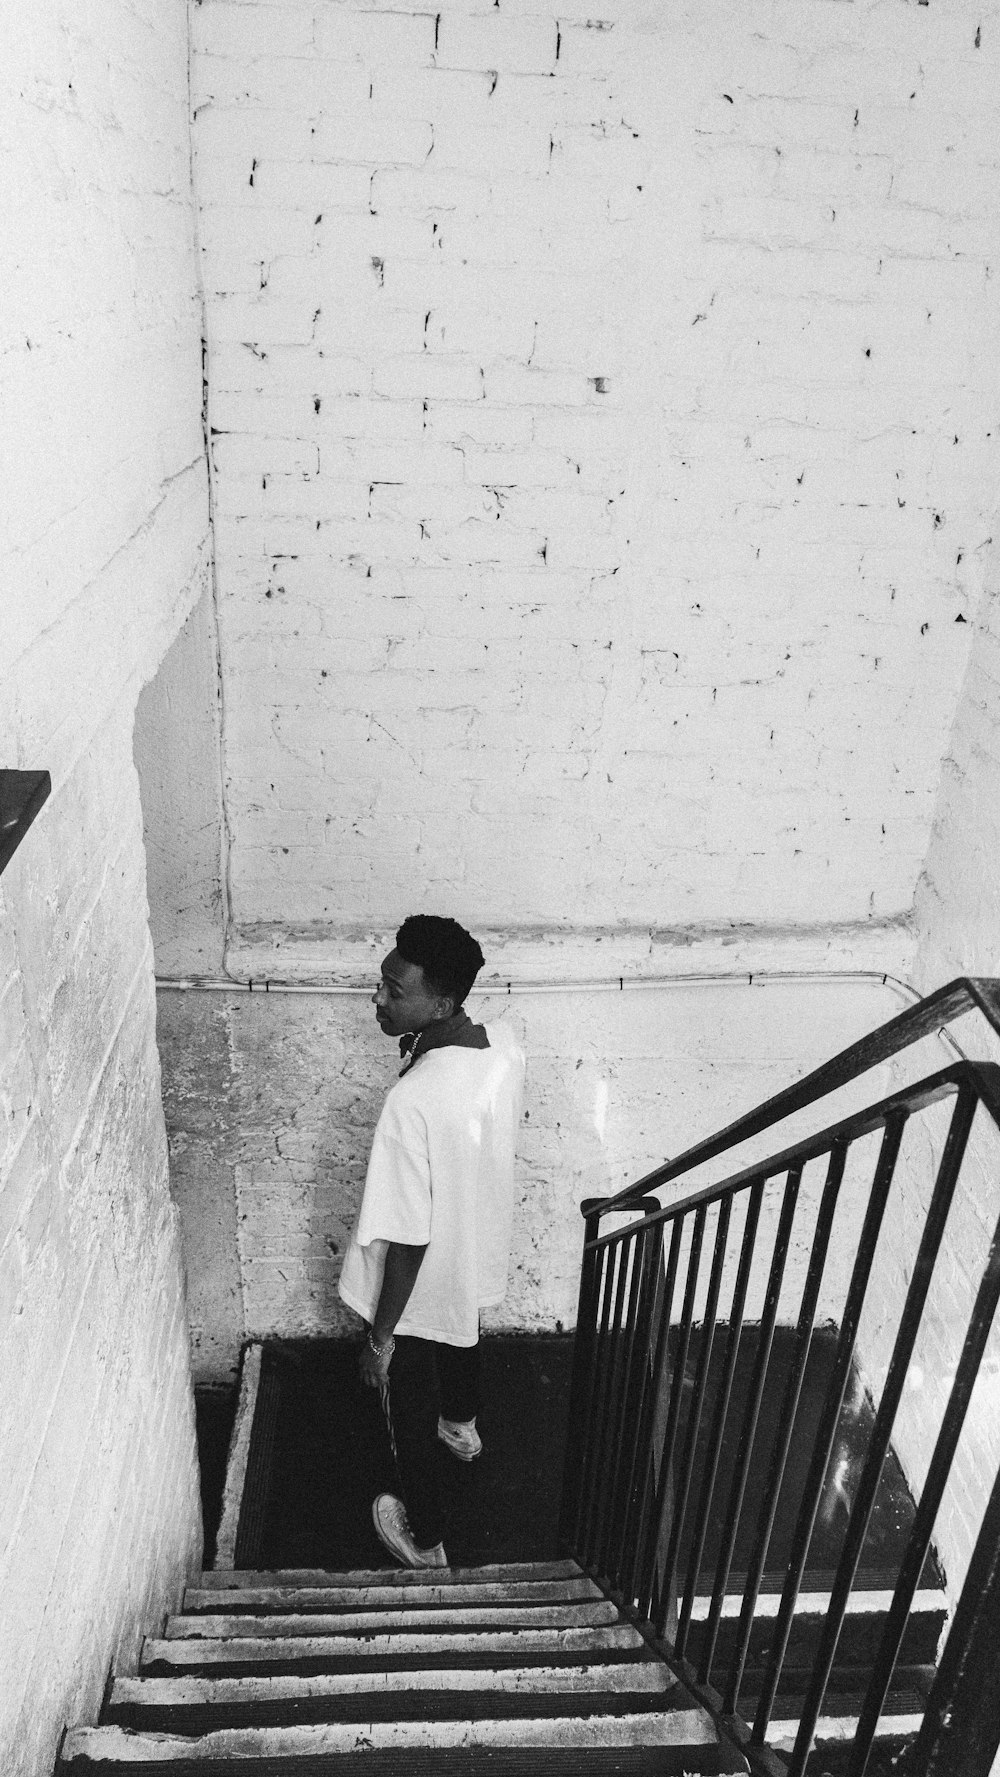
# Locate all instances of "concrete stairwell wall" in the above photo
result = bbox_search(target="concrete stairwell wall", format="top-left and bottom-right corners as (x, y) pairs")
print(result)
(1, 4), (211, 1772)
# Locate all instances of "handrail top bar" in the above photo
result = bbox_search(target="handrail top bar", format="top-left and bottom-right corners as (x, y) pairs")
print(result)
(584, 1060), (1000, 1254)
(584, 975), (1000, 1220)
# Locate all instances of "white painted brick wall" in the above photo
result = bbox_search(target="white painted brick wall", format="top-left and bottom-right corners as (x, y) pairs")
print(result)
(860, 556), (1000, 1619)
(2, 2), (209, 1770)
(190, 0), (998, 951)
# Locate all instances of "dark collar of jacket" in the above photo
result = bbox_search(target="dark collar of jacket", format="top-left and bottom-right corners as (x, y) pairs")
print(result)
(399, 1009), (490, 1074)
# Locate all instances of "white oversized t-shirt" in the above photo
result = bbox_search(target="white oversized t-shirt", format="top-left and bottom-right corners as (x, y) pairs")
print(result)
(337, 1023), (525, 1347)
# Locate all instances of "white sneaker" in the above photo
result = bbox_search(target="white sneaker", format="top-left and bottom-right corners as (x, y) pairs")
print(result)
(372, 1494), (448, 1569)
(438, 1415), (483, 1462)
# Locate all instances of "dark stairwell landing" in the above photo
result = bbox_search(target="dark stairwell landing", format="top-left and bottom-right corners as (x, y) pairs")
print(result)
(212, 1327), (942, 1590)
(249, 1335), (575, 1572)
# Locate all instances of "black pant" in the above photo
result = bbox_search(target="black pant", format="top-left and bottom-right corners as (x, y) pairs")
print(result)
(382, 1336), (480, 1549)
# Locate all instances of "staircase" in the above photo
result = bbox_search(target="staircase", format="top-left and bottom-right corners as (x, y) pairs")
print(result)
(55, 979), (1000, 1775)
(59, 1560), (745, 1774)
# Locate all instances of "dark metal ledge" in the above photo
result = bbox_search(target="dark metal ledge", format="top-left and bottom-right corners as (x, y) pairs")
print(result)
(0, 769), (50, 876)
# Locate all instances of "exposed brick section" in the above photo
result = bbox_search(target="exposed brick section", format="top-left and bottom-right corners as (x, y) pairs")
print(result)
(2, 3), (208, 1772)
(192, 0), (996, 942)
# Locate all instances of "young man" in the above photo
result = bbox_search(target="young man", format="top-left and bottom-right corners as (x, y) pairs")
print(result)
(338, 914), (525, 1568)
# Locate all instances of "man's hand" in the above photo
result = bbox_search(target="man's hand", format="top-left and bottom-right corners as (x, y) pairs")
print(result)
(359, 1334), (393, 1390)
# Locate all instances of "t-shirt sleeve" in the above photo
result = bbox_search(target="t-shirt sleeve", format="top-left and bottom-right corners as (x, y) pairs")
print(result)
(355, 1097), (432, 1247)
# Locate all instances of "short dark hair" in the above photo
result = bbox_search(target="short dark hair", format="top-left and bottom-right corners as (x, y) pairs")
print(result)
(395, 914), (485, 1008)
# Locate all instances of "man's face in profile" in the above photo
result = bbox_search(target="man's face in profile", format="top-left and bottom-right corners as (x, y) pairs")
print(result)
(372, 947), (451, 1039)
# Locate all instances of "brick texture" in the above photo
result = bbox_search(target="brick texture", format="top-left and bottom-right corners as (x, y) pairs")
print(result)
(191, 0), (997, 945)
(1, 2), (209, 1771)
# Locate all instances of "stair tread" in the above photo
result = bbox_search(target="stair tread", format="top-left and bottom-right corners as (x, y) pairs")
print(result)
(185, 1579), (602, 1613)
(141, 1647), (658, 1679)
(740, 1668), (933, 1722)
(166, 1602), (618, 1637)
(113, 1665), (678, 1704)
(685, 1613), (942, 1669)
(61, 1746), (746, 1776)
(681, 1585), (946, 1619)
(184, 1580), (946, 1619)
(104, 1690), (684, 1730)
(765, 1694), (925, 1753)
(143, 1625), (647, 1668)
(63, 1707), (720, 1757)
(197, 1565), (944, 1602)
(197, 1561), (584, 1589)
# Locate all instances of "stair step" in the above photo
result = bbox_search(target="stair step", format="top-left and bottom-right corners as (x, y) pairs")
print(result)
(682, 1586), (946, 1623)
(683, 1592), (944, 1670)
(141, 1625), (647, 1676)
(196, 1562), (584, 1590)
(106, 1660), (680, 1732)
(111, 1663), (677, 1711)
(142, 1648), (655, 1680)
(105, 1688), (679, 1732)
(766, 1692), (925, 1751)
(738, 1667), (932, 1715)
(61, 1709), (720, 1761)
(166, 1602), (617, 1638)
(185, 1579), (602, 1613)
(61, 1745), (746, 1776)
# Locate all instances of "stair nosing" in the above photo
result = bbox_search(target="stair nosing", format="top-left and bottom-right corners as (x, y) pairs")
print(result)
(197, 1560), (585, 1588)
(64, 1707), (719, 1759)
(141, 1625), (648, 1668)
(113, 1664), (678, 1703)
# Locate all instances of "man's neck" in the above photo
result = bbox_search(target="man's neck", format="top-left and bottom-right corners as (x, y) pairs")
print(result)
(399, 1008), (489, 1071)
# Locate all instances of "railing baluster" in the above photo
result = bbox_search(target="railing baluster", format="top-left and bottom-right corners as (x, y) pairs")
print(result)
(574, 1239), (618, 1552)
(560, 1205), (605, 1549)
(657, 1196), (733, 1643)
(788, 1083), (978, 1777)
(727, 1140), (845, 1726)
(606, 1221), (666, 1591)
(647, 1205), (707, 1633)
(558, 1026), (1000, 1777)
(699, 1166), (802, 1685)
(750, 1113), (907, 1738)
(847, 1111), (1000, 1774)
(631, 1217), (684, 1617)
(599, 1223), (656, 1579)
(677, 1180), (764, 1661)
(615, 1228), (668, 1598)
(583, 1229), (636, 1567)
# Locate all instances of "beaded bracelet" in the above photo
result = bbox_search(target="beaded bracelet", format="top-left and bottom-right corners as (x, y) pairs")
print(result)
(367, 1330), (395, 1362)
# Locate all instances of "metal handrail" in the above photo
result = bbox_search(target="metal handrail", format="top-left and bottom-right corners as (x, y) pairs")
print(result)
(583, 1063), (1000, 1252)
(590, 976), (1000, 1220)
(561, 980), (1000, 1777)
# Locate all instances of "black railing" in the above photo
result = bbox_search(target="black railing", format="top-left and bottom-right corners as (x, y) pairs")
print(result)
(560, 979), (1000, 1777)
